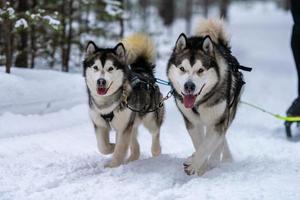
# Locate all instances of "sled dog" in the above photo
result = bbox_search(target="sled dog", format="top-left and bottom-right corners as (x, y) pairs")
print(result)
(84, 34), (164, 168)
(167, 19), (245, 175)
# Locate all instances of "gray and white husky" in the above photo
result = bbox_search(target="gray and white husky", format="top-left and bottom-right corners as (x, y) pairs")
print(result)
(167, 19), (245, 175)
(84, 34), (164, 168)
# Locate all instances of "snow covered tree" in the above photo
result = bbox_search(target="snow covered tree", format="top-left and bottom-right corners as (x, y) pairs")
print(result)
(0, 0), (60, 73)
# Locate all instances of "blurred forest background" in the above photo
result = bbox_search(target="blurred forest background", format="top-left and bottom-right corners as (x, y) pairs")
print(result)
(0, 0), (290, 74)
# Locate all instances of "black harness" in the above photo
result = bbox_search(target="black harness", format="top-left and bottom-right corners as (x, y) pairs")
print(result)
(126, 70), (163, 113)
(100, 69), (164, 122)
(99, 40), (252, 122)
(216, 43), (252, 109)
(101, 112), (115, 122)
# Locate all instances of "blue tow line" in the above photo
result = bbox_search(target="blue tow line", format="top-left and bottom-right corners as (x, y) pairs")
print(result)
(155, 78), (171, 86)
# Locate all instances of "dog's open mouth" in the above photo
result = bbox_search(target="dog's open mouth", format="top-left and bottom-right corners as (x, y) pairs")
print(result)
(182, 94), (196, 109)
(181, 84), (206, 109)
(97, 82), (113, 95)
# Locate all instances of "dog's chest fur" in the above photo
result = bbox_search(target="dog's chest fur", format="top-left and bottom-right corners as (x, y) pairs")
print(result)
(176, 98), (226, 126)
(90, 101), (133, 131)
(88, 88), (133, 130)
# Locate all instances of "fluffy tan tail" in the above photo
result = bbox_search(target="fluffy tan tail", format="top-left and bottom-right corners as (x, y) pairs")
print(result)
(195, 19), (230, 46)
(121, 33), (156, 65)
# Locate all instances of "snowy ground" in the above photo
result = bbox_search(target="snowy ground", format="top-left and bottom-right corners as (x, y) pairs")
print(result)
(1, 2), (300, 200)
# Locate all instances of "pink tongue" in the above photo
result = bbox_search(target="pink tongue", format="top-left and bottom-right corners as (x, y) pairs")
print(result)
(183, 95), (196, 108)
(97, 88), (107, 95)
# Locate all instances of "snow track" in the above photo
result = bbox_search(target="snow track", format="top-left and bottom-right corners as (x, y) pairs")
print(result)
(1, 3), (300, 200)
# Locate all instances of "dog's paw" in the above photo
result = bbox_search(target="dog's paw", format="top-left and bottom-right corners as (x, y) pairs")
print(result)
(183, 159), (197, 175)
(104, 159), (122, 168)
(151, 144), (161, 157)
(183, 155), (209, 176)
(126, 153), (140, 163)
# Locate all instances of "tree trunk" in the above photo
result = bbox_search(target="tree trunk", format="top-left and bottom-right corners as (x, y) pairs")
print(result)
(185, 0), (193, 35)
(64, 0), (74, 72)
(4, 19), (13, 74)
(119, 0), (124, 38)
(139, 0), (149, 31)
(61, 0), (67, 72)
(15, 0), (29, 68)
(85, 3), (91, 33)
(220, 0), (230, 20)
(158, 0), (175, 27)
(30, 0), (37, 68)
(203, 0), (209, 18)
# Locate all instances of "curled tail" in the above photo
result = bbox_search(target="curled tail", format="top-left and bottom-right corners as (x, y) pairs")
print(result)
(121, 33), (156, 66)
(195, 19), (230, 47)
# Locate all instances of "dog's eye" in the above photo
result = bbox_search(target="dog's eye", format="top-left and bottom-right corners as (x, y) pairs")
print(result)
(198, 68), (204, 74)
(179, 67), (185, 72)
(108, 67), (114, 72)
(93, 66), (98, 70)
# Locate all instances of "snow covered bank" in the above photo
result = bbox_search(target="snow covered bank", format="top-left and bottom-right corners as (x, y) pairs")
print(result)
(0, 68), (87, 115)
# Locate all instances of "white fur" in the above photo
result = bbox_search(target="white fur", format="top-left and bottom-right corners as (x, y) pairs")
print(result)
(177, 98), (230, 175)
(86, 34), (163, 168)
(86, 59), (124, 99)
(169, 53), (232, 176)
(168, 59), (218, 98)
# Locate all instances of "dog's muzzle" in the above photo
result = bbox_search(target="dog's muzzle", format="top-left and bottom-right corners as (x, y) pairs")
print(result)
(181, 83), (205, 109)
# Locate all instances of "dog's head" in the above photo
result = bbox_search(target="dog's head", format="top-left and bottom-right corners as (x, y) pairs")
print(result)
(83, 41), (128, 97)
(167, 33), (219, 109)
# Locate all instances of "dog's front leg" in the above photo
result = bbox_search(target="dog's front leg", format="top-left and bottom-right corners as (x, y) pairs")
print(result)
(104, 125), (133, 168)
(186, 123), (206, 150)
(183, 124), (206, 169)
(221, 138), (233, 162)
(94, 125), (115, 155)
(126, 127), (140, 163)
(206, 137), (232, 170)
(184, 126), (225, 176)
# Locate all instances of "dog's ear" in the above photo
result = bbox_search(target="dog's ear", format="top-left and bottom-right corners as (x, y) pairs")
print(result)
(86, 41), (97, 57)
(175, 33), (187, 52)
(202, 36), (214, 55)
(114, 42), (126, 63)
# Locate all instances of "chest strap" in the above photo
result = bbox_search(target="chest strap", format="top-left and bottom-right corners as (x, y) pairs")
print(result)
(101, 112), (114, 122)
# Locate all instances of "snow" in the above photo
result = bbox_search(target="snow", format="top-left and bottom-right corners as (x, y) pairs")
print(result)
(104, 0), (123, 17)
(43, 15), (60, 30)
(1, 2), (300, 200)
(15, 18), (28, 29)
(0, 7), (16, 20)
(7, 7), (15, 17)
(0, 69), (87, 115)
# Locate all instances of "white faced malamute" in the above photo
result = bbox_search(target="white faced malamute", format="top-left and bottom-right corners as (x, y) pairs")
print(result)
(84, 34), (165, 168)
(167, 19), (248, 175)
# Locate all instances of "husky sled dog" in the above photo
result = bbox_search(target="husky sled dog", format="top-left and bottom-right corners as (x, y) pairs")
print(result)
(84, 34), (164, 168)
(167, 19), (247, 175)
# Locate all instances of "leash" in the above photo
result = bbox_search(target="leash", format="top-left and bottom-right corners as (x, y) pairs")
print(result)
(241, 101), (300, 138)
(155, 78), (171, 86)
(241, 101), (300, 122)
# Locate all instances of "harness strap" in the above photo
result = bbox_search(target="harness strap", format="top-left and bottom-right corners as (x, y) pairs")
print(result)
(239, 65), (252, 72)
(229, 76), (245, 109)
(101, 112), (114, 122)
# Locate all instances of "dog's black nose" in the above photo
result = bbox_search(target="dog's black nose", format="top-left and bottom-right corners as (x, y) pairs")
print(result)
(184, 81), (196, 94)
(97, 78), (106, 87)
